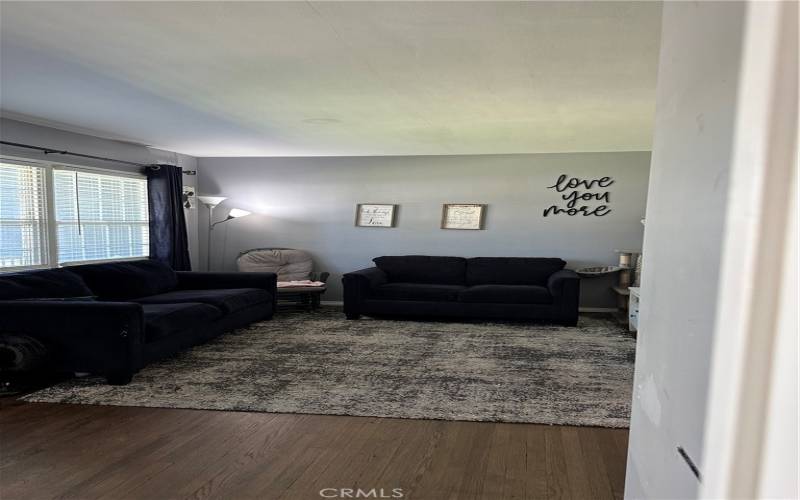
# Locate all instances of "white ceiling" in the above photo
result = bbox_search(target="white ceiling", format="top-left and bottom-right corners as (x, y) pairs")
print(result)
(0, 1), (662, 157)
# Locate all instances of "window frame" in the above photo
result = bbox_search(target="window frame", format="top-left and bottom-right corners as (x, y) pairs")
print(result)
(0, 158), (52, 272)
(0, 154), (150, 272)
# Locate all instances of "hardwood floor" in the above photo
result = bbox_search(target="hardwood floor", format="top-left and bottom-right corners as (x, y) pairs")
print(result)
(0, 401), (628, 500)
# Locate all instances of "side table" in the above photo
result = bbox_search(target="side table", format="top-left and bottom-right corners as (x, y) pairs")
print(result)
(277, 285), (327, 311)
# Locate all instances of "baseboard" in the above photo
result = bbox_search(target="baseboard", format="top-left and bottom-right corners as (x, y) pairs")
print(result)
(321, 301), (615, 313)
(579, 307), (618, 313)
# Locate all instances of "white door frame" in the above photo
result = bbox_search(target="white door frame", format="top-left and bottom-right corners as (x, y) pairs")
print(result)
(700, 1), (798, 497)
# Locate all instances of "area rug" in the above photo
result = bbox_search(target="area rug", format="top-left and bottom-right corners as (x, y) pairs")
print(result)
(23, 307), (636, 427)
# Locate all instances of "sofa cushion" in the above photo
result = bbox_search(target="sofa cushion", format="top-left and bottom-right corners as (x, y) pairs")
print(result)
(142, 303), (222, 342)
(15, 296), (96, 302)
(134, 288), (270, 314)
(67, 260), (178, 300)
(373, 256), (467, 285)
(0, 269), (94, 300)
(372, 282), (465, 301)
(459, 284), (553, 304)
(465, 257), (566, 286)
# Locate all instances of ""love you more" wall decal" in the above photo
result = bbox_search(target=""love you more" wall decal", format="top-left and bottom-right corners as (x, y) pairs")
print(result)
(543, 174), (614, 217)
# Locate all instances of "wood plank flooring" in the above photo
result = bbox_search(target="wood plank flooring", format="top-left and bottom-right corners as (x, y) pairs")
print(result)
(0, 401), (628, 500)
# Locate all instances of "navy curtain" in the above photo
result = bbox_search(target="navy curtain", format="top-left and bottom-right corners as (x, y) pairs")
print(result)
(147, 164), (191, 271)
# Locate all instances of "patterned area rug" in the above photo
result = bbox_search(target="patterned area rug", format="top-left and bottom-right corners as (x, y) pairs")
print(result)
(23, 307), (635, 427)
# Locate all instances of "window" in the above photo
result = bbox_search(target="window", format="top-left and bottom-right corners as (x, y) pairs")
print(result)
(54, 170), (149, 265)
(0, 162), (49, 270)
(0, 159), (149, 271)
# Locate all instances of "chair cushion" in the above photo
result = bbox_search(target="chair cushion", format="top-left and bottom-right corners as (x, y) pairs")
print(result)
(372, 282), (465, 301)
(134, 288), (270, 314)
(142, 303), (222, 342)
(0, 269), (94, 300)
(459, 284), (553, 304)
(373, 256), (467, 285)
(67, 260), (178, 300)
(465, 257), (566, 286)
(236, 248), (313, 281)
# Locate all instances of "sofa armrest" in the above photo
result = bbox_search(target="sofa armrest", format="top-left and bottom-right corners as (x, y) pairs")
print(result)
(547, 270), (581, 325)
(343, 267), (387, 292)
(0, 301), (144, 384)
(342, 267), (388, 318)
(547, 269), (580, 295)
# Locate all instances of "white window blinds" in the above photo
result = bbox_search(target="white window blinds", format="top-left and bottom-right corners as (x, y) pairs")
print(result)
(0, 162), (49, 269)
(53, 169), (149, 265)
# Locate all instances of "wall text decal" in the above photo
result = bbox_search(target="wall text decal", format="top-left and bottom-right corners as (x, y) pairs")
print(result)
(543, 174), (614, 217)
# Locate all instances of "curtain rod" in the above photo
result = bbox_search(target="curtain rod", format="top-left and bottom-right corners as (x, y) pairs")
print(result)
(0, 140), (196, 175)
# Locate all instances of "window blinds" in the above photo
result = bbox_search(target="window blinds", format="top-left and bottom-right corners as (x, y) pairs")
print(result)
(0, 162), (48, 269)
(53, 169), (149, 264)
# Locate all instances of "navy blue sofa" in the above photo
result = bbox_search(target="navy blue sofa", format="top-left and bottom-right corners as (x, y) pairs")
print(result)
(0, 260), (276, 385)
(343, 256), (580, 325)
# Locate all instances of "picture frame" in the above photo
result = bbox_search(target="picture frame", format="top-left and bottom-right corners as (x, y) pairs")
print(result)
(441, 203), (487, 230)
(355, 203), (398, 228)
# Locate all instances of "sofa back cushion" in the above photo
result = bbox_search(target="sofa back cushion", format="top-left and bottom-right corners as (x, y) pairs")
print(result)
(465, 257), (566, 286)
(373, 256), (467, 285)
(67, 259), (178, 300)
(0, 268), (95, 300)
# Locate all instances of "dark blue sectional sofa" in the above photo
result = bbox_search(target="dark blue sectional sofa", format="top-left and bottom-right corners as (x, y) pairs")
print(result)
(0, 260), (276, 385)
(343, 256), (580, 325)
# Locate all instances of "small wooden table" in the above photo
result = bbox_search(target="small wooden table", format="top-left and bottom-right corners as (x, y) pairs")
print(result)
(277, 285), (327, 310)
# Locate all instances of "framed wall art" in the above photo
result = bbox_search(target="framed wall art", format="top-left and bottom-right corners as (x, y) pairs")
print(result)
(355, 204), (397, 228)
(441, 203), (486, 230)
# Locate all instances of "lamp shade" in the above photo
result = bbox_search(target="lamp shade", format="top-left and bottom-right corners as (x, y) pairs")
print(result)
(197, 196), (227, 207)
(228, 208), (251, 218)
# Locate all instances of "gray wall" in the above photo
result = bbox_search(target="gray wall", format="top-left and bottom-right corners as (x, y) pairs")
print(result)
(198, 152), (650, 308)
(624, 2), (746, 498)
(0, 118), (201, 267)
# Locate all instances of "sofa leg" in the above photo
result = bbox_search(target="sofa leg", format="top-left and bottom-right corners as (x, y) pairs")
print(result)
(106, 372), (133, 385)
(561, 318), (579, 327)
(346, 313), (361, 320)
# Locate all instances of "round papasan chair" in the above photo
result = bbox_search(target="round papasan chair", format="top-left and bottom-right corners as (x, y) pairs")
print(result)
(236, 248), (329, 309)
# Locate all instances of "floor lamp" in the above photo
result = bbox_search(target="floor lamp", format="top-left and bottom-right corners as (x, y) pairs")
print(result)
(198, 196), (251, 271)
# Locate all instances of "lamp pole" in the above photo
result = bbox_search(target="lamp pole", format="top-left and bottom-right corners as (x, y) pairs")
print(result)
(198, 196), (227, 271)
(198, 197), (251, 272)
(207, 203), (215, 272)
